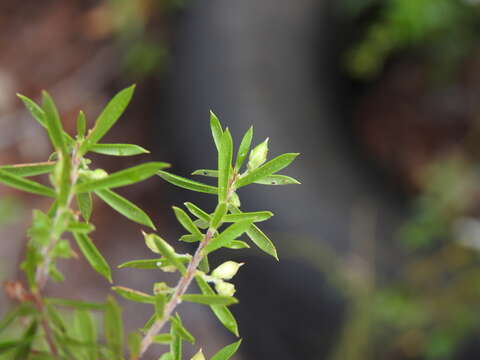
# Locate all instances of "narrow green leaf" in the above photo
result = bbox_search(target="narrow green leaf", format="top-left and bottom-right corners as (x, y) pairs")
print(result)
(181, 294), (238, 306)
(218, 129), (233, 202)
(95, 188), (156, 229)
(210, 202), (227, 229)
(210, 111), (223, 151)
(160, 352), (173, 360)
(155, 294), (166, 319)
(173, 206), (203, 237)
(170, 320), (182, 360)
(170, 315), (195, 344)
(118, 258), (162, 269)
(184, 202), (211, 222)
(83, 85), (136, 150)
(223, 211), (273, 223)
(179, 234), (202, 243)
(147, 233), (186, 274)
(90, 143), (149, 156)
(42, 91), (67, 154)
(0, 303), (35, 334)
(68, 221), (95, 234)
(76, 192), (93, 222)
(74, 310), (97, 359)
(46, 304), (67, 333)
(0, 162), (55, 177)
(76, 162), (170, 193)
(104, 297), (124, 360)
(0, 340), (22, 354)
(56, 152), (72, 205)
(128, 332), (142, 359)
(195, 276), (239, 336)
(211, 340), (242, 360)
(17, 94), (46, 127)
(73, 233), (112, 282)
(235, 153), (299, 188)
(13, 319), (37, 360)
(254, 174), (301, 185)
(224, 240), (250, 250)
(76, 111), (87, 138)
(235, 126), (253, 170)
(112, 286), (155, 304)
(205, 221), (252, 254)
(158, 171), (217, 194)
(0, 169), (55, 197)
(153, 334), (173, 344)
(199, 254), (210, 273)
(45, 298), (106, 311)
(191, 169), (218, 177)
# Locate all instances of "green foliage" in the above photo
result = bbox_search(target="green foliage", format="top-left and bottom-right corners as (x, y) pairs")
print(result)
(0, 86), (298, 359)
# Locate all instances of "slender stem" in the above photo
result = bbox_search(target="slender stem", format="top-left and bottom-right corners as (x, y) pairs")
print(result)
(136, 230), (214, 359)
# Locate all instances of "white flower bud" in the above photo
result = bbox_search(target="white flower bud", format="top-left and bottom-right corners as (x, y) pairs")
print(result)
(143, 232), (173, 254)
(215, 280), (236, 297)
(212, 261), (244, 280)
(247, 138), (269, 171)
(191, 349), (206, 360)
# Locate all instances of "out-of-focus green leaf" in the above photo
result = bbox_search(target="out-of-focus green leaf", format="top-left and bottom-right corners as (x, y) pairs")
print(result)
(74, 310), (97, 359)
(73, 233), (112, 282)
(77, 162), (170, 193)
(67, 221), (95, 234)
(76, 192), (93, 222)
(184, 202), (211, 223)
(230, 206), (278, 260)
(181, 294), (238, 306)
(153, 334), (173, 344)
(17, 94), (46, 127)
(158, 171), (217, 194)
(254, 174), (301, 185)
(89, 143), (149, 156)
(95, 188), (156, 229)
(0, 169), (55, 197)
(155, 293), (166, 319)
(195, 276), (238, 336)
(235, 126), (253, 170)
(82, 85), (136, 151)
(205, 221), (252, 254)
(191, 169), (218, 177)
(0, 162), (55, 177)
(223, 211), (273, 223)
(0, 303), (35, 334)
(170, 319), (182, 360)
(210, 111), (223, 151)
(170, 315), (195, 344)
(104, 297), (124, 360)
(46, 298), (106, 310)
(235, 153), (299, 188)
(13, 319), (37, 360)
(218, 129), (233, 202)
(128, 331), (142, 359)
(159, 352), (173, 360)
(76, 110), (87, 138)
(173, 206), (203, 237)
(112, 286), (155, 304)
(0, 340), (22, 355)
(42, 91), (68, 154)
(211, 339), (242, 360)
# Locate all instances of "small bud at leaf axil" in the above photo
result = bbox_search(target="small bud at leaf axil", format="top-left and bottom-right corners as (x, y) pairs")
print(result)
(212, 261), (244, 280)
(247, 138), (269, 171)
(215, 280), (236, 297)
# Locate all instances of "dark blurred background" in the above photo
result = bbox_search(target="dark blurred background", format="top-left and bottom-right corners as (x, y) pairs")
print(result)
(3, 0), (480, 359)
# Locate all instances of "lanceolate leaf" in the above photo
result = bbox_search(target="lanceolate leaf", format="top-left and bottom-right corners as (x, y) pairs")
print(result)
(118, 259), (162, 269)
(184, 202), (211, 223)
(67, 221), (95, 234)
(17, 94), (46, 127)
(104, 297), (124, 360)
(254, 174), (301, 185)
(76, 110), (87, 138)
(173, 207), (203, 237)
(211, 340), (242, 360)
(74, 310), (97, 359)
(112, 286), (155, 304)
(73, 233), (112, 282)
(181, 294), (238, 306)
(0, 162), (55, 177)
(0, 169), (55, 197)
(205, 221), (252, 254)
(155, 294), (166, 319)
(235, 153), (299, 188)
(46, 298), (106, 311)
(195, 276), (239, 336)
(223, 211), (273, 223)
(83, 85), (136, 151)
(95, 188), (156, 229)
(42, 91), (68, 154)
(191, 169), (218, 177)
(218, 129), (233, 202)
(170, 315), (195, 344)
(210, 202), (227, 229)
(76, 162), (170, 193)
(89, 143), (149, 156)
(235, 126), (253, 170)
(148, 234), (187, 274)
(171, 325), (182, 360)
(210, 111), (223, 151)
(76, 192), (93, 222)
(158, 171), (217, 194)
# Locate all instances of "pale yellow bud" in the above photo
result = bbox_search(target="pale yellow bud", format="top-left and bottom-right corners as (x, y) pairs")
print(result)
(191, 349), (206, 360)
(247, 138), (269, 171)
(212, 261), (244, 280)
(215, 281), (236, 297)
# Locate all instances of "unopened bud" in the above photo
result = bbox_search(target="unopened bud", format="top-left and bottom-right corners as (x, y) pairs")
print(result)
(247, 138), (269, 171)
(212, 261), (244, 280)
(215, 280), (236, 297)
(191, 349), (206, 360)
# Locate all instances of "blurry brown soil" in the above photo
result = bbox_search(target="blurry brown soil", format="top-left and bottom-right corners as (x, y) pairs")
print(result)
(354, 55), (480, 192)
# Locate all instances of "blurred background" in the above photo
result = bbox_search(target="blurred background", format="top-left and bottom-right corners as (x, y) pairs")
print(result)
(3, 0), (480, 359)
